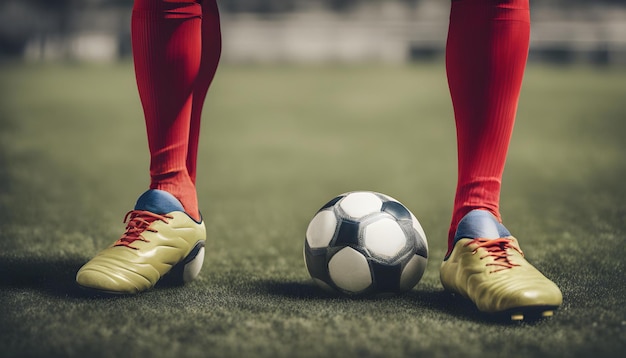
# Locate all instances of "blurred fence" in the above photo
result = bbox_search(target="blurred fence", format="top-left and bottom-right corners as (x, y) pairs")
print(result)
(2, 1), (626, 66)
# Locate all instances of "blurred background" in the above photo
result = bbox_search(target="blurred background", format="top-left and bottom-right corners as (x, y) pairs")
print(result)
(1, 0), (625, 66)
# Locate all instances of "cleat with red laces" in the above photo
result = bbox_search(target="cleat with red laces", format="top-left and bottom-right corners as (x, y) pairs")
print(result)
(76, 190), (206, 294)
(440, 210), (562, 320)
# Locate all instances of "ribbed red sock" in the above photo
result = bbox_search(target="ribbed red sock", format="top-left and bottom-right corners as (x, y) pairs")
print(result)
(131, 0), (220, 220)
(446, 0), (530, 254)
(188, 0), (221, 184)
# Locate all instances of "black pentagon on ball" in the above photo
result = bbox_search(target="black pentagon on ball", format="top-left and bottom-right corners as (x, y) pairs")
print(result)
(318, 195), (345, 212)
(333, 219), (360, 247)
(304, 241), (332, 284)
(413, 234), (428, 258)
(381, 200), (412, 221)
(370, 260), (402, 293)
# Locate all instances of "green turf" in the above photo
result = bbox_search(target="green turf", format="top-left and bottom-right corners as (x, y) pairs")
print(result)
(0, 62), (624, 358)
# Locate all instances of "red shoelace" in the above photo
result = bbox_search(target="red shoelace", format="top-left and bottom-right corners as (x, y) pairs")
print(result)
(114, 210), (173, 249)
(464, 238), (524, 273)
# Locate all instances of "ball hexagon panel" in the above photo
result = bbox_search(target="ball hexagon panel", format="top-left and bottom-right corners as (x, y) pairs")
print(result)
(363, 217), (407, 259)
(328, 246), (372, 293)
(399, 254), (428, 292)
(305, 209), (337, 249)
(338, 192), (383, 219)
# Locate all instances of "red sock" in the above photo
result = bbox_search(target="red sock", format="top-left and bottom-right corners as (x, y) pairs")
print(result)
(445, 0), (530, 254)
(188, 1), (221, 184)
(132, 0), (220, 220)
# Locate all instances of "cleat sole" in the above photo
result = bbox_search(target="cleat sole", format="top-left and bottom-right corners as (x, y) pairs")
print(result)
(502, 306), (559, 322)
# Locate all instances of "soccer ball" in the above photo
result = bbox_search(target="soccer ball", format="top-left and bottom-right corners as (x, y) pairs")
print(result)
(304, 191), (428, 296)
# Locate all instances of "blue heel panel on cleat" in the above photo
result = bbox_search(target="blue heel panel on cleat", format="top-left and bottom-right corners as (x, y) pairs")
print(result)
(134, 189), (185, 215)
(453, 210), (511, 244)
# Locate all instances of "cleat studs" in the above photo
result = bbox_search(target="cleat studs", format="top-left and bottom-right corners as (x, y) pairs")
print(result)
(542, 310), (554, 318)
(511, 313), (524, 321)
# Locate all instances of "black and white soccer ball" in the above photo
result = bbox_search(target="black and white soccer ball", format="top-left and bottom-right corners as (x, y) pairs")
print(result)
(304, 191), (428, 296)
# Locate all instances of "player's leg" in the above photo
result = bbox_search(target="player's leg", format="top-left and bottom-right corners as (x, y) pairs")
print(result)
(440, 0), (562, 320)
(76, 0), (220, 294)
(446, 0), (529, 247)
(133, 0), (203, 221)
(188, 0), (222, 184)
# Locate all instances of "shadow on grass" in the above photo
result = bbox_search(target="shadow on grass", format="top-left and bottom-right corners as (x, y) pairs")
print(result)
(257, 280), (339, 300)
(404, 289), (541, 325)
(258, 279), (543, 325)
(0, 255), (87, 298)
(0, 253), (210, 300)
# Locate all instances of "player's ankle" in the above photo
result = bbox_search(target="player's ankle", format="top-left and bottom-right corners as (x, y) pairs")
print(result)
(150, 177), (200, 221)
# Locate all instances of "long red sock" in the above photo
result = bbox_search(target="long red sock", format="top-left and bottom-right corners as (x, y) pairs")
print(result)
(446, 0), (530, 254)
(132, 0), (220, 220)
(188, 0), (221, 184)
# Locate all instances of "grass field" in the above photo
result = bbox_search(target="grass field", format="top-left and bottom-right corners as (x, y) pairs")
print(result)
(0, 62), (625, 358)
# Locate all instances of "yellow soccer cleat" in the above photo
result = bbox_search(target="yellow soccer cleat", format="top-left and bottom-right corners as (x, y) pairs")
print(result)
(76, 190), (206, 295)
(440, 210), (562, 320)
